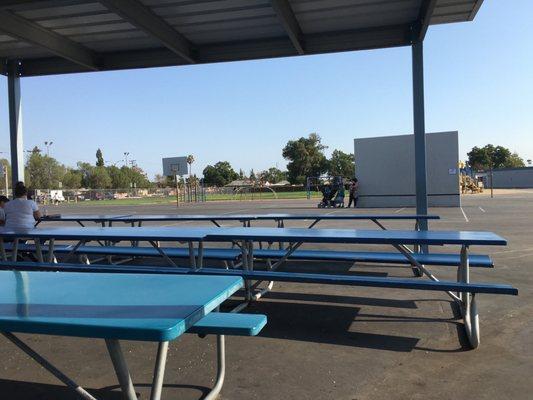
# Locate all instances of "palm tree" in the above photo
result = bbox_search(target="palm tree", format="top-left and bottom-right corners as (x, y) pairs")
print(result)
(186, 155), (195, 176)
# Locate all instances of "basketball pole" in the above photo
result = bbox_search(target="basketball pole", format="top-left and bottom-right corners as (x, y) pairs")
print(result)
(175, 174), (179, 208)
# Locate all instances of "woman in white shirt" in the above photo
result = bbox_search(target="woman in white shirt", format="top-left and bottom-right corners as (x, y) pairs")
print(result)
(3, 182), (41, 229)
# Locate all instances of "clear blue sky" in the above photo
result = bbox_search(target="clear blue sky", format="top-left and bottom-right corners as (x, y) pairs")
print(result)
(1, 0), (532, 179)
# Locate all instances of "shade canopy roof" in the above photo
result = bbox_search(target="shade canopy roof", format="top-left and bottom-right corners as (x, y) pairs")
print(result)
(0, 0), (484, 77)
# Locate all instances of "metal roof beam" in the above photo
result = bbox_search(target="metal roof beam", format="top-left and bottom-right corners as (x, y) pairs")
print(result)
(468, 0), (485, 20)
(0, 10), (99, 70)
(412, 0), (437, 42)
(269, 0), (304, 55)
(19, 24), (411, 76)
(98, 0), (195, 64)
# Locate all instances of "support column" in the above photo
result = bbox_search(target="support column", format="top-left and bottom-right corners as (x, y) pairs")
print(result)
(7, 62), (24, 189)
(411, 41), (428, 232)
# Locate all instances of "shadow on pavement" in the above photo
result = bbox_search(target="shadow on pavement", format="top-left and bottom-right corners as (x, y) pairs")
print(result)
(0, 379), (213, 400)
(250, 300), (420, 352)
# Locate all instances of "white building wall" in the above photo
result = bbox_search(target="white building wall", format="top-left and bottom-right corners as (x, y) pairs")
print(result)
(354, 131), (460, 207)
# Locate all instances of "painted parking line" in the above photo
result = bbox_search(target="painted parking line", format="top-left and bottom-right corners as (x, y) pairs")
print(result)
(479, 206), (486, 212)
(394, 208), (405, 213)
(460, 207), (469, 222)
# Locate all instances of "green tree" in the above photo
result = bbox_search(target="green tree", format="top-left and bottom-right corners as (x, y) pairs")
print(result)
(467, 145), (525, 170)
(124, 165), (151, 188)
(249, 169), (256, 182)
(186, 155), (195, 176)
(154, 174), (166, 187)
(203, 161), (238, 186)
(89, 166), (112, 189)
(259, 167), (287, 184)
(107, 165), (128, 189)
(328, 149), (355, 177)
(282, 133), (328, 184)
(76, 162), (94, 188)
(96, 148), (105, 167)
(25, 148), (66, 189)
(62, 169), (83, 189)
(507, 152), (526, 168)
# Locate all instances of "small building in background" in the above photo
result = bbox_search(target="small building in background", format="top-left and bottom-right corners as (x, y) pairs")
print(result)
(477, 167), (533, 189)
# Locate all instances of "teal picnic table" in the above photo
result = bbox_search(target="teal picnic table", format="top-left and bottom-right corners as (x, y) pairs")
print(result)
(0, 270), (251, 400)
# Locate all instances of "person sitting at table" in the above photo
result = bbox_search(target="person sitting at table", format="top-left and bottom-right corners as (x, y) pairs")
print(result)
(3, 182), (41, 229)
(0, 195), (9, 226)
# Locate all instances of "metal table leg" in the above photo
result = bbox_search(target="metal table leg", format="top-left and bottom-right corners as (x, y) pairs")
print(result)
(11, 238), (19, 261)
(150, 341), (169, 400)
(48, 239), (56, 263)
(3, 332), (98, 400)
(105, 339), (138, 400)
(458, 244), (480, 348)
(149, 241), (178, 268)
(0, 238), (7, 261)
(34, 238), (44, 263)
(204, 335), (226, 400)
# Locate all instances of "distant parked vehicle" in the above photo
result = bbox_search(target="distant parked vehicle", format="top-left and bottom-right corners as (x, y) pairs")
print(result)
(50, 190), (66, 204)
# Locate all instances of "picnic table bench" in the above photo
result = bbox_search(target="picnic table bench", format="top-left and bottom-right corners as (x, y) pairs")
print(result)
(0, 270), (266, 400)
(0, 226), (515, 348)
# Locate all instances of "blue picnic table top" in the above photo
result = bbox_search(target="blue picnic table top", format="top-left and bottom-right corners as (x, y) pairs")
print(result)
(0, 227), (210, 242)
(0, 271), (243, 341)
(40, 213), (439, 222)
(205, 227), (507, 246)
(0, 226), (506, 247)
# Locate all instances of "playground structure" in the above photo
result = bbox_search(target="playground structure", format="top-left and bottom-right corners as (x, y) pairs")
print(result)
(231, 185), (278, 200)
(460, 174), (484, 194)
(177, 181), (207, 203)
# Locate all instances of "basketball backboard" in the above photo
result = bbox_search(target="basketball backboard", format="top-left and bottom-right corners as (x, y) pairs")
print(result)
(162, 156), (188, 176)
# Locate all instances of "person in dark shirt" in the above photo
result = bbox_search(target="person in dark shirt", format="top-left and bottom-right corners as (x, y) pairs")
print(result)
(347, 178), (359, 208)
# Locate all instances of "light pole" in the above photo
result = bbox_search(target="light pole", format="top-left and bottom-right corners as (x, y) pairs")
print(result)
(44, 141), (53, 156)
(124, 152), (130, 166)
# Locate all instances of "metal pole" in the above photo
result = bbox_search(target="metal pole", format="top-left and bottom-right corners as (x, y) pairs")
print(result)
(4, 164), (8, 196)
(175, 174), (179, 207)
(3, 332), (98, 400)
(7, 62), (24, 188)
(105, 339), (138, 400)
(412, 41), (428, 233)
(149, 342), (169, 400)
(490, 167), (494, 198)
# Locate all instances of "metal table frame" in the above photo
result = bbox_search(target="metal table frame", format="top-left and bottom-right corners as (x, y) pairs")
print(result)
(0, 228), (206, 270)
(0, 271), (242, 400)
(2, 330), (226, 400)
(206, 228), (506, 348)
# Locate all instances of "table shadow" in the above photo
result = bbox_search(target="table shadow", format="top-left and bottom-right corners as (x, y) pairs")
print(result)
(0, 379), (212, 400)
(246, 300), (420, 352)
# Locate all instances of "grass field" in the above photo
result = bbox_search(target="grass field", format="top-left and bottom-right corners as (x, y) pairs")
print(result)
(67, 191), (321, 206)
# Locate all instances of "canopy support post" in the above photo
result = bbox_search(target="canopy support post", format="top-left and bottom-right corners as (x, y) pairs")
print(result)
(411, 41), (428, 238)
(7, 61), (24, 189)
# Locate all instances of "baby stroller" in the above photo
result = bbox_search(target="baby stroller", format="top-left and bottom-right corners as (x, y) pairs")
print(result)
(318, 184), (335, 208)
